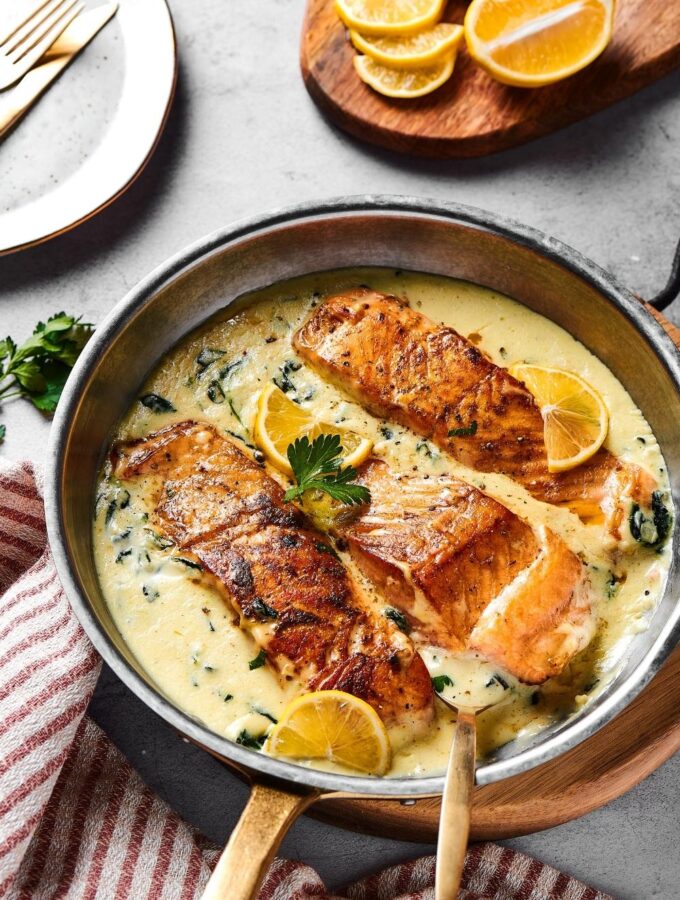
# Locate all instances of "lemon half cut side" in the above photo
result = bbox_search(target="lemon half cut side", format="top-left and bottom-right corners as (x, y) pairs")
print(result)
(465, 0), (615, 88)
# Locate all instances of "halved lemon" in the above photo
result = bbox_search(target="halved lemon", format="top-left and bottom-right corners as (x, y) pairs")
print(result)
(350, 23), (464, 69)
(354, 52), (456, 98)
(509, 364), (609, 473)
(266, 690), (391, 775)
(336, 0), (446, 36)
(254, 383), (373, 475)
(465, 0), (615, 88)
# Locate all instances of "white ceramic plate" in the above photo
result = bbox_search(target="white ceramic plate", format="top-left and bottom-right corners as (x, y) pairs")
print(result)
(0, 0), (176, 254)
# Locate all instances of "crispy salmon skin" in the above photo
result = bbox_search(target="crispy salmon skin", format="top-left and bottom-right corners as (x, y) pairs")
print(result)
(112, 422), (434, 732)
(341, 460), (595, 683)
(293, 289), (658, 537)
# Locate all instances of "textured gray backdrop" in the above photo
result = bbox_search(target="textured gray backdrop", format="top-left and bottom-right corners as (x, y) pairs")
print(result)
(1, 1), (679, 896)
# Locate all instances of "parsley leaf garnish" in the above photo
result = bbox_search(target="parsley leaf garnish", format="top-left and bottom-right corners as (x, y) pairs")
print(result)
(0, 313), (94, 436)
(432, 674), (454, 693)
(448, 420), (478, 438)
(284, 434), (371, 506)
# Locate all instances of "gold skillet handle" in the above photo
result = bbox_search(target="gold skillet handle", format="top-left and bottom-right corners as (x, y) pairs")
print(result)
(201, 782), (317, 900)
(435, 708), (477, 900)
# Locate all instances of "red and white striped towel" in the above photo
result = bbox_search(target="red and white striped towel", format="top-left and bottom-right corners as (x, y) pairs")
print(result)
(0, 459), (611, 900)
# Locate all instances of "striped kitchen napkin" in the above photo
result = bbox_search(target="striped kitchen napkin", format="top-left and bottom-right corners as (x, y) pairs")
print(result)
(0, 459), (611, 900)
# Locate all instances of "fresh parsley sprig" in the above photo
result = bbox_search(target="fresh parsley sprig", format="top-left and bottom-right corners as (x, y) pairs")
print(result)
(284, 433), (371, 506)
(0, 313), (94, 440)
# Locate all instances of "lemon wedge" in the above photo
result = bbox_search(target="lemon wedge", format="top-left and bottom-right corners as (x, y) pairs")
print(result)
(266, 690), (391, 775)
(336, 0), (446, 36)
(350, 23), (464, 69)
(354, 52), (456, 98)
(509, 364), (609, 473)
(254, 383), (373, 476)
(465, 0), (615, 88)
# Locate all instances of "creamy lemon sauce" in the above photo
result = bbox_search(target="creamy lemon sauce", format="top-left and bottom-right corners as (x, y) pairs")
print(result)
(93, 269), (672, 777)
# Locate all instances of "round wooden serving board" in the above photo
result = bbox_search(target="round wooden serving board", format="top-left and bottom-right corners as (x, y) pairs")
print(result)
(301, 0), (680, 159)
(307, 308), (680, 842)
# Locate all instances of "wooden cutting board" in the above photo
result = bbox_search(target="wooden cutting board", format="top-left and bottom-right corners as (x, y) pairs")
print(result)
(301, 0), (680, 158)
(306, 306), (680, 841)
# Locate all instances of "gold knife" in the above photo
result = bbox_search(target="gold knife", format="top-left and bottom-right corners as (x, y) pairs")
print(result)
(0, 2), (118, 141)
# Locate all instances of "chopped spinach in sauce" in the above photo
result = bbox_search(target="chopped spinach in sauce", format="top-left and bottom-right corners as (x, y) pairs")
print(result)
(236, 730), (266, 750)
(485, 673), (510, 690)
(248, 649), (267, 671)
(139, 393), (175, 413)
(196, 347), (226, 374)
(629, 491), (671, 547)
(384, 607), (411, 635)
(173, 556), (203, 571)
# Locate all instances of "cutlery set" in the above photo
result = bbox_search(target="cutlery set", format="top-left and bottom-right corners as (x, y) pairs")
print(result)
(0, 0), (117, 139)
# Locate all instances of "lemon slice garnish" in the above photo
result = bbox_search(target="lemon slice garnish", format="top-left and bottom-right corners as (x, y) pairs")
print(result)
(336, 0), (446, 36)
(350, 23), (464, 69)
(465, 0), (615, 88)
(509, 364), (609, 473)
(266, 690), (391, 775)
(354, 52), (456, 98)
(254, 383), (373, 476)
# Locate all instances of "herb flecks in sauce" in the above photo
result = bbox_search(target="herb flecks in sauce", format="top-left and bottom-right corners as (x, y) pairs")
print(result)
(196, 348), (226, 375)
(273, 359), (302, 394)
(173, 557), (203, 571)
(236, 730), (266, 750)
(207, 381), (225, 404)
(432, 674), (454, 692)
(384, 607), (412, 635)
(248, 649), (267, 671)
(140, 393), (175, 413)
(448, 420), (478, 438)
(251, 598), (278, 621)
(629, 491), (671, 547)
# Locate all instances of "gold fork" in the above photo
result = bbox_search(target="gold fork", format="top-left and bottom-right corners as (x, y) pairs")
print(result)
(0, 0), (85, 90)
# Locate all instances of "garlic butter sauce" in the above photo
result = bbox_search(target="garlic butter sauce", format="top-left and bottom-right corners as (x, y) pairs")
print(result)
(93, 269), (671, 777)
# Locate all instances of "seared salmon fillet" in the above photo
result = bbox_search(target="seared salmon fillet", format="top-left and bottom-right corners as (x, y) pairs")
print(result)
(112, 422), (434, 731)
(341, 460), (594, 683)
(293, 289), (657, 535)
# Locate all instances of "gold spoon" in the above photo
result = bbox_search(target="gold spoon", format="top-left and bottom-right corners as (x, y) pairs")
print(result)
(433, 687), (500, 899)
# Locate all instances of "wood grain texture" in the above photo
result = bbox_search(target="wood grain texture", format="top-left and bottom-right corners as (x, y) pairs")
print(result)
(301, 0), (680, 158)
(303, 307), (680, 842)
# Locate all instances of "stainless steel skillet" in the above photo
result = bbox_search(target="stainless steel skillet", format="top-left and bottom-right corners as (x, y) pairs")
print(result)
(44, 197), (680, 899)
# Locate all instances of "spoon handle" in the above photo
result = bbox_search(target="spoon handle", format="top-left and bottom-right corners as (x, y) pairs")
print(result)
(435, 708), (477, 899)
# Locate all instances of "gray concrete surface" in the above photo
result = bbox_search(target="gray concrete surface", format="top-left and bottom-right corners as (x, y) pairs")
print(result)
(1, 0), (679, 896)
